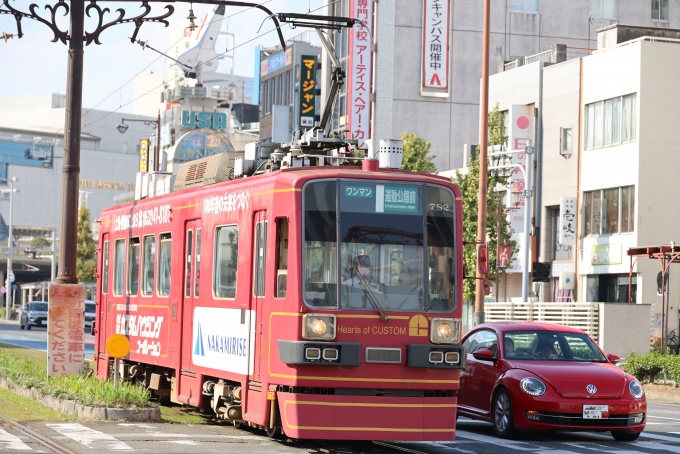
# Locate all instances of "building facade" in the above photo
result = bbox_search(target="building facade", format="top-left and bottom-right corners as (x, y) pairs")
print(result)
(322, 0), (680, 172)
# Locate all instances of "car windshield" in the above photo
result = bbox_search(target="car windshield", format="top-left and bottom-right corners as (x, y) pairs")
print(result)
(29, 302), (48, 312)
(302, 180), (457, 313)
(85, 303), (96, 313)
(503, 330), (607, 362)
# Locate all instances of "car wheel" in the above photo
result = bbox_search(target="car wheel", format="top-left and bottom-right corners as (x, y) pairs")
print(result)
(20, 320), (25, 329)
(492, 389), (517, 439)
(26, 323), (31, 330)
(611, 430), (641, 442)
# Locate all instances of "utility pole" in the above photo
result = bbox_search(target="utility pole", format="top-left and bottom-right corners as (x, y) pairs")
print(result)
(475, 0), (491, 326)
(55, 0), (84, 285)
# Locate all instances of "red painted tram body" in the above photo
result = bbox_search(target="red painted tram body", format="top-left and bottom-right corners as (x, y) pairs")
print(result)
(93, 160), (466, 440)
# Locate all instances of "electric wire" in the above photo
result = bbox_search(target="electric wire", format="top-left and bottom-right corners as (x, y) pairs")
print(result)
(74, 0), (342, 133)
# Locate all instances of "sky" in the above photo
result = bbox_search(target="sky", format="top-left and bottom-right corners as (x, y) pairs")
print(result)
(0, 0), (324, 113)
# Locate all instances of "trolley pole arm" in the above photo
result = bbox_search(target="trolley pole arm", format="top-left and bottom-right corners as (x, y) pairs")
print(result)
(316, 29), (345, 132)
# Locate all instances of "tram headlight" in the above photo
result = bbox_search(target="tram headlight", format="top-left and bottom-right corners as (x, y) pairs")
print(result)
(302, 314), (336, 340)
(430, 318), (460, 344)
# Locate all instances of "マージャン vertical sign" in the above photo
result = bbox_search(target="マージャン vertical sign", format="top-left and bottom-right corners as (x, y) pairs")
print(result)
(299, 55), (317, 128)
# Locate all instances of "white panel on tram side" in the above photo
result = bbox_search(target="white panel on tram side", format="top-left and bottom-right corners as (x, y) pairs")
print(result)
(191, 307), (255, 375)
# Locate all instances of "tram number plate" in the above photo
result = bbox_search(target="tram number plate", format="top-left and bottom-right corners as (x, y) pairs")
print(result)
(583, 405), (609, 419)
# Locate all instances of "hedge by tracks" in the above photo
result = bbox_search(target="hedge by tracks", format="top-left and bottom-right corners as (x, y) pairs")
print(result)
(623, 351), (680, 385)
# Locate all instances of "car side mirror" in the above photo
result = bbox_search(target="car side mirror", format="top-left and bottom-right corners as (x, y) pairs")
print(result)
(607, 353), (620, 363)
(472, 349), (497, 362)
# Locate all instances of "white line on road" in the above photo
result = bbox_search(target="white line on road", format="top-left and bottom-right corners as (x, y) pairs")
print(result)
(639, 432), (680, 442)
(47, 423), (133, 451)
(453, 430), (545, 451)
(648, 415), (680, 421)
(0, 428), (32, 451)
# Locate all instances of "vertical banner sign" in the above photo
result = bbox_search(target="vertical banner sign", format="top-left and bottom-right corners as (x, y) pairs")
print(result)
(347, 0), (373, 147)
(559, 197), (577, 246)
(422, 0), (450, 92)
(48, 284), (85, 377)
(299, 55), (317, 128)
(139, 139), (149, 172)
(505, 105), (534, 273)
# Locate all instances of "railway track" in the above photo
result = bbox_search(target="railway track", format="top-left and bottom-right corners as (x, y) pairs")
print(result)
(0, 412), (76, 454)
(281, 437), (429, 454)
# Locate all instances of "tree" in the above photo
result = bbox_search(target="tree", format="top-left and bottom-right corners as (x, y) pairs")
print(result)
(77, 206), (96, 282)
(451, 103), (515, 302)
(401, 132), (437, 173)
(30, 236), (50, 250)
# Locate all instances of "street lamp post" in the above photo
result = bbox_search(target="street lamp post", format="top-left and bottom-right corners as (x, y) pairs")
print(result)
(489, 143), (534, 303)
(3, 177), (18, 320)
(117, 112), (162, 172)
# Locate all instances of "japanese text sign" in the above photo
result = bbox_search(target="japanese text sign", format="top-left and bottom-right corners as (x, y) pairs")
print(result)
(422, 0), (450, 91)
(299, 55), (317, 128)
(139, 139), (149, 172)
(48, 284), (85, 377)
(347, 0), (373, 147)
(559, 196), (577, 246)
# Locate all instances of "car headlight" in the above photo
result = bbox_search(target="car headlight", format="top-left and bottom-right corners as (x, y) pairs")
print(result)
(629, 379), (644, 399)
(520, 377), (547, 397)
(302, 314), (336, 340)
(430, 318), (460, 344)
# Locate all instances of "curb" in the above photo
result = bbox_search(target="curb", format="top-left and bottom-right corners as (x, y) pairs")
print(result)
(645, 390), (680, 404)
(0, 377), (160, 422)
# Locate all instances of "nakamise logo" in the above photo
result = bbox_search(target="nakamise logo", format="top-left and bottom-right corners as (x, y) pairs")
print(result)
(194, 322), (205, 356)
(409, 315), (428, 337)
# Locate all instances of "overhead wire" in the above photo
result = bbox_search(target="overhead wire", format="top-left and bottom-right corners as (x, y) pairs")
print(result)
(77, 0), (341, 132)
(62, 0), (276, 133)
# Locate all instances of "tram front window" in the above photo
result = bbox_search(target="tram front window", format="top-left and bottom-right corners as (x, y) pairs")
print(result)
(303, 180), (456, 313)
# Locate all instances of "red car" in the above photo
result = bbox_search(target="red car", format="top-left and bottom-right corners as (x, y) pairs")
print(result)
(458, 322), (646, 441)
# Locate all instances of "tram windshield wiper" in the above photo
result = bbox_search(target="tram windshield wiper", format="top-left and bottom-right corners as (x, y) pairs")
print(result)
(351, 263), (389, 322)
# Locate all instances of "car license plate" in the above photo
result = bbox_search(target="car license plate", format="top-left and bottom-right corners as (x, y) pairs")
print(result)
(583, 405), (609, 419)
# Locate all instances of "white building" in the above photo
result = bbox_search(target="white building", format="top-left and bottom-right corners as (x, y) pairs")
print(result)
(486, 24), (680, 343)
(322, 0), (680, 171)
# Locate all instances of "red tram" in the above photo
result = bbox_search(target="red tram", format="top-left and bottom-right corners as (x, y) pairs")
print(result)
(93, 139), (466, 440)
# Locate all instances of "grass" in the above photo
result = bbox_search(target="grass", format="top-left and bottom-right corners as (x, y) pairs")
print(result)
(161, 403), (217, 424)
(0, 342), (156, 408)
(0, 387), (73, 422)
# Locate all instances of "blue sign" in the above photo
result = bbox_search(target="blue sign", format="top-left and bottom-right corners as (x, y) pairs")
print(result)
(260, 51), (286, 76)
(0, 141), (53, 174)
(181, 111), (227, 129)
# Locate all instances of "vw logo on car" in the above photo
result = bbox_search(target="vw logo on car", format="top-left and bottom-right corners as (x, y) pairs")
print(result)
(586, 384), (598, 394)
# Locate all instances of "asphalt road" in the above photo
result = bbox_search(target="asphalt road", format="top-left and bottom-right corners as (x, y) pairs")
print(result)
(0, 319), (95, 356)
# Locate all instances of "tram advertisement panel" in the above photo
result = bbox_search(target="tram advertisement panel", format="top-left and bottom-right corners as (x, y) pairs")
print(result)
(114, 304), (167, 357)
(192, 307), (256, 375)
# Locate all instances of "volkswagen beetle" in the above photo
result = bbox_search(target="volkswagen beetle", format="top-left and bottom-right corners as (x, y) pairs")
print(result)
(458, 322), (646, 441)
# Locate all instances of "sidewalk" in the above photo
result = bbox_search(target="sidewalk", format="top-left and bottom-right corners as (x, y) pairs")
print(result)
(644, 383), (680, 404)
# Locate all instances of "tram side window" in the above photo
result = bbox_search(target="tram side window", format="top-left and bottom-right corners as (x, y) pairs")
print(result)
(102, 240), (109, 294)
(195, 229), (201, 297)
(157, 233), (172, 297)
(275, 218), (289, 298)
(142, 235), (155, 296)
(127, 238), (140, 296)
(214, 226), (238, 298)
(253, 221), (267, 297)
(426, 186), (456, 312)
(113, 239), (125, 296)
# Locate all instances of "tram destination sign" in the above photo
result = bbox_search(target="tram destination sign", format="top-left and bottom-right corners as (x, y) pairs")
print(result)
(378, 185), (419, 214)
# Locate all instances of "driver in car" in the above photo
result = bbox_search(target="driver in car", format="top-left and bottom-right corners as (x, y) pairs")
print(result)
(537, 339), (558, 359)
(504, 337), (516, 359)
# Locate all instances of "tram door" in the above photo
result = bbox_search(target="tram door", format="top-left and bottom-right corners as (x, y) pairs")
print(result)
(180, 219), (202, 405)
(252, 211), (267, 379)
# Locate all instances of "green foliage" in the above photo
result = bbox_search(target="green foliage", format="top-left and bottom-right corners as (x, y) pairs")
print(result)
(76, 206), (96, 282)
(0, 349), (154, 407)
(0, 307), (17, 320)
(401, 132), (437, 173)
(30, 236), (51, 250)
(623, 350), (680, 385)
(451, 104), (515, 302)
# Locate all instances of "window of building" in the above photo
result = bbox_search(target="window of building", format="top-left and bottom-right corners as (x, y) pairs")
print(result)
(585, 94), (636, 150)
(652, 0), (669, 21)
(127, 238), (140, 295)
(590, 0), (618, 19)
(157, 233), (172, 297)
(511, 0), (539, 13)
(583, 186), (635, 236)
(275, 218), (289, 298)
(113, 239), (125, 296)
(0, 163), (8, 184)
(142, 235), (155, 296)
(214, 225), (238, 298)
(561, 127), (573, 155)
(102, 240), (109, 294)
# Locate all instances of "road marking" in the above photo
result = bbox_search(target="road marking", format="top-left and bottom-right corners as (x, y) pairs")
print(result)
(117, 423), (156, 429)
(636, 443), (680, 453)
(47, 423), (133, 451)
(639, 432), (680, 442)
(0, 428), (32, 451)
(162, 440), (200, 445)
(453, 430), (544, 450)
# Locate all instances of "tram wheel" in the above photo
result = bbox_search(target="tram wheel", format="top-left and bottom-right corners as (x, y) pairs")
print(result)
(233, 420), (245, 430)
(265, 425), (282, 439)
